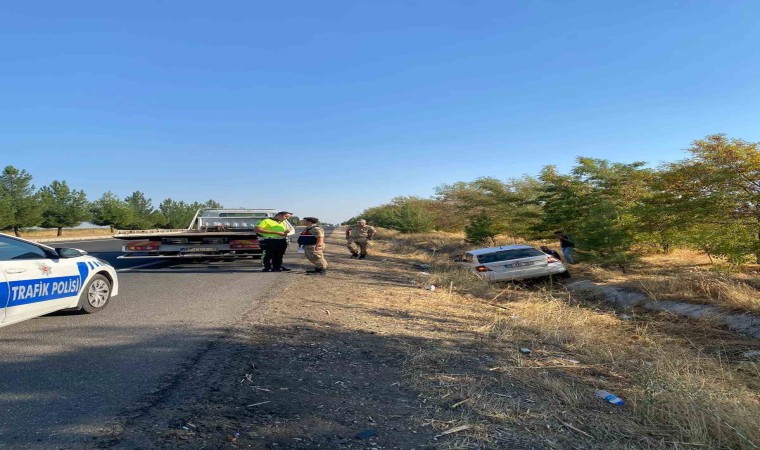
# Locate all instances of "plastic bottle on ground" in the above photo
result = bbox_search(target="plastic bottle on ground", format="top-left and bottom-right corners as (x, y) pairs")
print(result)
(595, 390), (625, 405)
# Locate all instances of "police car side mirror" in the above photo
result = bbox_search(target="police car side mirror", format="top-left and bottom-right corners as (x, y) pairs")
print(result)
(56, 247), (87, 258)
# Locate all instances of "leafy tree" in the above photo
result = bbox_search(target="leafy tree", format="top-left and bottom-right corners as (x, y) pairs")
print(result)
(38, 180), (91, 236)
(124, 191), (156, 229)
(392, 197), (434, 233)
(661, 134), (760, 263)
(539, 158), (652, 271)
(358, 197), (435, 233)
(203, 199), (223, 208)
(435, 176), (543, 237)
(0, 182), (13, 230)
(0, 166), (43, 236)
(464, 213), (498, 244)
(159, 198), (198, 229)
(91, 192), (134, 232)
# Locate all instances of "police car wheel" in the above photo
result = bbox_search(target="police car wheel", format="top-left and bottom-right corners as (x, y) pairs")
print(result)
(79, 274), (112, 314)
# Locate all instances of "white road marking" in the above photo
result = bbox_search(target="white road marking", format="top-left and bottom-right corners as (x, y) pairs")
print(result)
(117, 261), (166, 272)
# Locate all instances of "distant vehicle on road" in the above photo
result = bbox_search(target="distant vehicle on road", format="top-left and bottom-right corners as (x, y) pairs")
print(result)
(0, 234), (119, 328)
(114, 208), (290, 260)
(459, 244), (569, 282)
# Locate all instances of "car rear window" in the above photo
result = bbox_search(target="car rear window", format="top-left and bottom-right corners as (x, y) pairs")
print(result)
(477, 248), (544, 264)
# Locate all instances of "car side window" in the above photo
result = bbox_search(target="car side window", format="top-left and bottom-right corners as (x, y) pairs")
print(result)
(478, 248), (544, 264)
(0, 237), (49, 261)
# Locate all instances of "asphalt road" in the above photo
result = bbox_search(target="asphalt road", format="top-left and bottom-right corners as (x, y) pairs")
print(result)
(0, 238), (302, 449)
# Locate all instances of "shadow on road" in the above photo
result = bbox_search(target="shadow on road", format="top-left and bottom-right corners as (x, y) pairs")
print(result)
(0, 319), (450, 449)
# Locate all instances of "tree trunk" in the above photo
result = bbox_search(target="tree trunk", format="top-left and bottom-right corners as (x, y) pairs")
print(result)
(13, 226), (20, 237)
(109, 225), (114, 233)
(57, 227), (63, 237)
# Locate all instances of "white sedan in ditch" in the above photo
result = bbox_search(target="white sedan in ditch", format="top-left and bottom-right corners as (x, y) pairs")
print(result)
(460, 244), (569, 282)
(0, 233), (119, 328)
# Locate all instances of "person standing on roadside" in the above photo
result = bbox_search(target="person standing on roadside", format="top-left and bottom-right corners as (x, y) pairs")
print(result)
(554, 231), (575, 264)
(298, 217), (328, 275)
(346, 219), (376, 259)
(255, 211), (295, 272)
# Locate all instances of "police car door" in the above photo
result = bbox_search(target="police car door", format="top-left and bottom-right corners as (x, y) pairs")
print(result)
(0, 236), (81, 325)
(0, 268), (8, 324)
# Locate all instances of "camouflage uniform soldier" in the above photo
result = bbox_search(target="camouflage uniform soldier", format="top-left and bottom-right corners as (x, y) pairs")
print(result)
(346, 219), (376, 259)
(299, 217), (328, 275)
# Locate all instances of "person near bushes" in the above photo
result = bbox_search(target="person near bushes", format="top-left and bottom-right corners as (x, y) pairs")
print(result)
(298, 217), (328, 275)
(346, 219), (376, 259)
(255, 211), (295, 272)
(554, 231), (575, 263)
(539, 245), (562, 260)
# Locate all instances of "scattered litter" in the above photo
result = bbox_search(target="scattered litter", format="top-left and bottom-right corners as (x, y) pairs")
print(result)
(415, 263), (432, 270)
(595, 390), (625, 405)
(435, 424), (471, 439)
(355, 429), (378, 439)
(619, 314), (633, 321)
(519, 348), (532, 355)
(246, 401), (271, 407)
(418, 272), (431, 276)
(743, 350), (760, 360)
(426, 285), (436, 291)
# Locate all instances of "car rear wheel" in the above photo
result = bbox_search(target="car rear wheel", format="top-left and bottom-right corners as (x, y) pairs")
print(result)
(79, 274), (112, 313)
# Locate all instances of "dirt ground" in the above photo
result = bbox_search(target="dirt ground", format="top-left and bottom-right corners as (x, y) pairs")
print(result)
(95, 231), (760, 450)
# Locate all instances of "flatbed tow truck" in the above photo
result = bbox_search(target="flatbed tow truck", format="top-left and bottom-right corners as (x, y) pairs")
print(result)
(113, 208), (289, 260)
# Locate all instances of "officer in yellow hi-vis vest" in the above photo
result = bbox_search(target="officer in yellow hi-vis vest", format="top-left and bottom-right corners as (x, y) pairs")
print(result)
(346, 219), (376, 259)
(255, 211), (295, 272)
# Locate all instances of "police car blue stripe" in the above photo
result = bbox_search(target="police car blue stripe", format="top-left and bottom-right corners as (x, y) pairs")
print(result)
(0, 280), (8, 307)
(6, 275), (82, 307)
(77, 262), (90, 286)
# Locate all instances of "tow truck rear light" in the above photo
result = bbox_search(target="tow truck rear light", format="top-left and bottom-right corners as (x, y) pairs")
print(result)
(547, 256), (561, 263)
(126, 241), (160, 251)
(230, 239), (259, 249)
(475, 265), (492, 272)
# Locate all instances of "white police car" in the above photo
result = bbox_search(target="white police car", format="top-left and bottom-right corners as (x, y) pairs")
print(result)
(0, 233), (119, 328)
(459, 244), (569, 282)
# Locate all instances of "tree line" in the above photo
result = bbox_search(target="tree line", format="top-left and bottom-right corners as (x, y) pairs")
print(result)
(0, 166), (224, 236)
(347, 134), (760, 268)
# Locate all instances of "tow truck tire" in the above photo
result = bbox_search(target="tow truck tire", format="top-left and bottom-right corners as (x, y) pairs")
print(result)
(79, 274), (112, 314)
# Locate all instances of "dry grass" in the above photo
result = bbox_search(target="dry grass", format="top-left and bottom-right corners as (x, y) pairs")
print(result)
(363, 232), (760, 449)
(636, 272), (760, 313)
(1, 228), (113, 239)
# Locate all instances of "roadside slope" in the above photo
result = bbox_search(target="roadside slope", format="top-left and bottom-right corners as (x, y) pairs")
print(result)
(101, 230), (760, 450)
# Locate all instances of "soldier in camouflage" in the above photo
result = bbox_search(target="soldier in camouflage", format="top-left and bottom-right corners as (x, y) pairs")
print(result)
(299, 217), (328, 275)
(346, 219), (376, 259)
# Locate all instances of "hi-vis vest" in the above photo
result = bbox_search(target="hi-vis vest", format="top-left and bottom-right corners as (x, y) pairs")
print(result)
(257, 218), (287, 239)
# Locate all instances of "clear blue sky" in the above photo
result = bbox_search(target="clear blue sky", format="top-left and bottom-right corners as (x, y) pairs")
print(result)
(2, 1), (759, 223)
